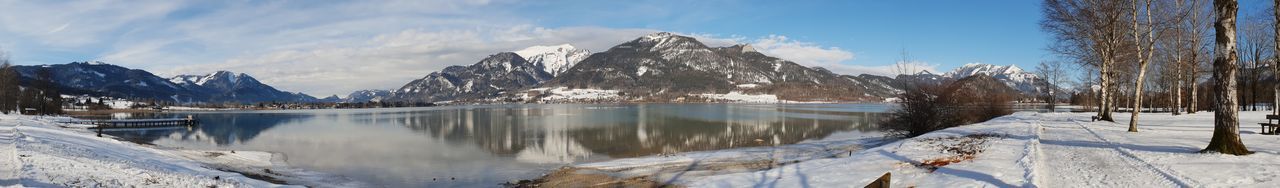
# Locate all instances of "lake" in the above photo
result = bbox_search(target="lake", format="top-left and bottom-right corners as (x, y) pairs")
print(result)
(96, 103), (892, 187)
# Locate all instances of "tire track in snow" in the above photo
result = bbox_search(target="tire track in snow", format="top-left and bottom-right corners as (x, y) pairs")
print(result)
(1039, 116), (1178, 187)
(1070, 120), (1195, 187)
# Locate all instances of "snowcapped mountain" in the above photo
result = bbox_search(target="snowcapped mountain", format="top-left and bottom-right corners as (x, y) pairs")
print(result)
(344, 89), (391, 103)
(169, 71), (319, 103)
(941, 63), (1047, 95)
(944, 63), (1035, 82)
(14, 62), (198, 102)
(515, 44), (590, 76)
(372, 32), (1051, 104)
(544, 32), (883, 101)
(388, 52), (552, 102)
(13, 62), (319, 103)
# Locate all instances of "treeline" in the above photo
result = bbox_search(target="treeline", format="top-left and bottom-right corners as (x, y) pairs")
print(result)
(0, 51), (63, 115)
(1043, 0), (1258, 155)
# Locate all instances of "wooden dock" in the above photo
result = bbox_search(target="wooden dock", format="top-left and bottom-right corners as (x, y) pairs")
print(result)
(62, 116), (199, 137)
(63, 116), (199, 129)
(74, 118), (198, 129)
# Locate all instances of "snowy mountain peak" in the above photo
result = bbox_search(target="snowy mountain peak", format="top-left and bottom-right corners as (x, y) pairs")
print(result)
(477, 52), (527, 71)
(516, 44), (591, 76)
(169, 70), (260, 87)
(515, 44), (577, 57)
(945, 63), (1030, 78)
(205, 71), (242, 85)
(642, 32), (678, 40)
(939, 63), (1047, 96)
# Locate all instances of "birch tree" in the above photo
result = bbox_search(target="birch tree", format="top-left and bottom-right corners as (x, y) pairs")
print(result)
(1128, 0), (1156, 132)
(1203, 0), (1251, 155)
(1043, 0), (1129, 121)
(1272, 0), (1280, 115)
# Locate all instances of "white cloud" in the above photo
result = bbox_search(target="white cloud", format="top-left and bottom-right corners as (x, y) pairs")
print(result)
(159, 26), (657, 97)
(750, 35), (855, 67)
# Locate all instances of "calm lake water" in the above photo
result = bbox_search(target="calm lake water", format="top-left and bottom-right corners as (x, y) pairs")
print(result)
(96, 103), (891, 187)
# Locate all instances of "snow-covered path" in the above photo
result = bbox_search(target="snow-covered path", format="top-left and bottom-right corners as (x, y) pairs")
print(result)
(1036, 115), (1182, 187)
(0, 117), (19, 186)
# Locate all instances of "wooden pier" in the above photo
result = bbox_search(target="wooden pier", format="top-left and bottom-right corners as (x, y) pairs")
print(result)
(63, 116), (199, 137)
(62, 115), (199, 137)
(74, 118), (199, 129)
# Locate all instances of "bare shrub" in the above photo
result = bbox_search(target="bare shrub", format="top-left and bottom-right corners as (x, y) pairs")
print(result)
(882, 76), (1015, 138)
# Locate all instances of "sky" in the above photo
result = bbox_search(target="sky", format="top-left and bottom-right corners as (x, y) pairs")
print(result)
(0, 0), (1052, 97)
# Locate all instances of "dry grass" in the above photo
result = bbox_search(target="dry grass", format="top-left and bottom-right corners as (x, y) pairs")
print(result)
(913, 133), (1002, 172)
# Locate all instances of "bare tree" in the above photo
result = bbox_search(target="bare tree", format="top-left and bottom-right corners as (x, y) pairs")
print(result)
(1203, 0), (1250, 155)
(1186, 0), (1212, 114)
(1043, 0), (1130, 122)
(893, 49), (920, 76)
(0, 49), (17, 114)
(1127, 0), (1157, 132)
(1036, 61), (1072, 112)
(1239, 11), (1274, 112)
(1159, 0), (1203, 116)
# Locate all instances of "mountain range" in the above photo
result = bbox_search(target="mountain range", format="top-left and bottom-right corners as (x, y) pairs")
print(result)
(13, 62), (318, 103)
(373, 32), (1054, 103)
(20, 33), (1052, 105)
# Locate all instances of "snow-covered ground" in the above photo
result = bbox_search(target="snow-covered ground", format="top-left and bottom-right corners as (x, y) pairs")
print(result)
(557, 111), (1280, 187)
(698, 92), (780, 103)
(163, 106), (236, 111)
(524, 87), (623, 102)
(0, 114), (364, 187)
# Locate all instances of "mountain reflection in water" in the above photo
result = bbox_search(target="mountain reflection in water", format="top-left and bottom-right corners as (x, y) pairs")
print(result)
(99, 103), (889, 187)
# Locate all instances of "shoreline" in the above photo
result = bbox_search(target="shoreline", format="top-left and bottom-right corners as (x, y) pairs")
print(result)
(0, 114), (366, 187)
(517, 111), (1280, 187)
(512, 132), (895, 187)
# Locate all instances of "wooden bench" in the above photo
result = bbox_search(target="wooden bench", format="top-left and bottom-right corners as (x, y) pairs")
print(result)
(1260, 115), (1280, 135)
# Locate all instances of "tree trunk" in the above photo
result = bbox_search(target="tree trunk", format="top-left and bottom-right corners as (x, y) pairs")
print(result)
(1128, 0), (1154, 132)
(1099, 60), (1115, 121)
(1203, 0), (1251, 155)
(1175, 64), (1183, 115)
(1190, 62), (1199, 113)
(1274, 0), (1280, 115)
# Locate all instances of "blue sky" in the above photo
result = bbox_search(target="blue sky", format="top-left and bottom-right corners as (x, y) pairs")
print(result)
(0, 0), (1053, 96)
